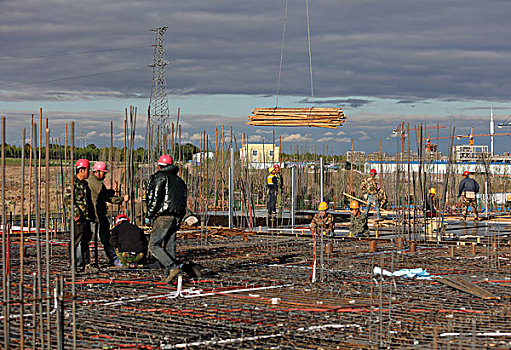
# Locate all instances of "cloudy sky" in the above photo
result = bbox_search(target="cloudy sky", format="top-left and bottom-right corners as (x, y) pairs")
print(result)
(1, 0), (511, 155)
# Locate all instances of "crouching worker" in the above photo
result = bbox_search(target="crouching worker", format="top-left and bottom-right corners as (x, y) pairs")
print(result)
(310, 202), (335, 237)
(110, 214), (148, 267)
(349, 200), (369, 237)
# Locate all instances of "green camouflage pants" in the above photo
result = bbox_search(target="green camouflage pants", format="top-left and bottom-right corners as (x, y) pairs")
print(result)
(461, 196), (478, 219)
(116, 250), (145, 266)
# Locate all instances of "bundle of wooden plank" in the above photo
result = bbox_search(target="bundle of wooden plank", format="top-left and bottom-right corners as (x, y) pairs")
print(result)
(247, 107), (346, 129)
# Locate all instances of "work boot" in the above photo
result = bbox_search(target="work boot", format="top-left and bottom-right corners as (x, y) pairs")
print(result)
(162, 268), (181, 284)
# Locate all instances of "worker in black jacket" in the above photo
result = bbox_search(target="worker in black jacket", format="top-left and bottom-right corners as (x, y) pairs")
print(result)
(146, 154), (187, 283)
(458, 171), (480, 221)
(425, 188), (438, 217)
(110, 214), (147, 267)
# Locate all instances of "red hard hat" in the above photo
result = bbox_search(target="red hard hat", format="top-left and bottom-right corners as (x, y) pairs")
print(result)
(75, 159), (90, 169)
(114, 214), (129, 226)
(463, 171), (470, 176)
(93, 161), (109, 173)
(370, 169), (377, 175)
(274, 164), (280, 168)
(158, 154), (173, 166)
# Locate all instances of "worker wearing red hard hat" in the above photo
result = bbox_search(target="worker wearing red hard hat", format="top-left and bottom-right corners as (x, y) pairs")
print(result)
(87, 161), (129, 267)
(110, 214), (148, 267)
(146, 155), (188, 283)
(65, 158), (96, 272)
(360, 169), (382, 220)
(459, 171), (480, 221)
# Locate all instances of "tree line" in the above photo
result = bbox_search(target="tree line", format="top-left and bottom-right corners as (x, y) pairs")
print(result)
(2, 143), (200, 163)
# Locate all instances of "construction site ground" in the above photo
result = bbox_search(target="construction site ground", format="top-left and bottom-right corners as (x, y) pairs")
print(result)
(3, 224), (511, 349)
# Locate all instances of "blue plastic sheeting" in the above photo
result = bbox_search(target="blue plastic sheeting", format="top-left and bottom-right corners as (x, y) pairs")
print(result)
(373, 266), (435, 280)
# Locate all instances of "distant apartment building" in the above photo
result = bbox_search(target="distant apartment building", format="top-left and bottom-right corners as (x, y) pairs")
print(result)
(455, 145), (489, 162)
(240, 144), (280, 167)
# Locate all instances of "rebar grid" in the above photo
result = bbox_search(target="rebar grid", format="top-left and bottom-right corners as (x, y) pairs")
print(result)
(0, 230), (510, 349)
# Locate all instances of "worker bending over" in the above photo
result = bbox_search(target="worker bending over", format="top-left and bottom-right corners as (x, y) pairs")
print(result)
(349, 200), (369, 237)
(110, 214), (148, 268)
(459, 171), (480, 221)
(310, 202), (334, 237)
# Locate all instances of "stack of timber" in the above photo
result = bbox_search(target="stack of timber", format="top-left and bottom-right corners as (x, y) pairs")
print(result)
(247, 107), (346, 129)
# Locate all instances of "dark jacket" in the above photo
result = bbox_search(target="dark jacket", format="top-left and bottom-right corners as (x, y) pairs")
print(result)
(110, 221), (147, 254)
(425, 194), (437, 215)
(459, 177), (479, 196)
(86, 174), (124, 219)
(146, 164), (187, 219)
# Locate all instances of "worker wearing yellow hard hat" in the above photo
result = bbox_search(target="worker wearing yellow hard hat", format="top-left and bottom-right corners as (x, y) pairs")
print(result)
(425, 188), (438, 218)
(310, 201), (334, 237)
(349, 200), (369, 237)
(506, 194), (511, 214)
(267, 167), (278, 215)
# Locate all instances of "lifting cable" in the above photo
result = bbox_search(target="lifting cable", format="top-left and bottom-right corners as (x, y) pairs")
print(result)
(275, 0), (315, 107)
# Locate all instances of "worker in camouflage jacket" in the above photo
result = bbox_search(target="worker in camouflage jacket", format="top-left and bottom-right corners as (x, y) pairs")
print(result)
(87, 161), (129, 267)
(64, 159), (96, 271)
(458, 171), (480, 221)
(360, 168), (382, 220)
(349, 200), (369, 237)
(310, 202), (334, 237)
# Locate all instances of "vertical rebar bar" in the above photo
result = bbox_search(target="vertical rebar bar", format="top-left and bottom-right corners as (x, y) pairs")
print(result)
(34, 122), (45, 350)
(291, 167), (295, 227)
(45, 123), (51, 348)
(70, 122), (77, 349)
(320, 157), (324, 203)
(228, 147), (234, 229)
(1, 116), (9, 348)
(20, 127), (26, 349)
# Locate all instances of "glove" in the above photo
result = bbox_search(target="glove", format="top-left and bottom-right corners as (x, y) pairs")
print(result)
(185, 216), (198, 226)
(144, 218), (150, 225)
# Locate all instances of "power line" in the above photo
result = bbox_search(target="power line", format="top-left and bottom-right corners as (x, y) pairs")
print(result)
(0, 45), (151, 63)
(0, 66), (144, 88)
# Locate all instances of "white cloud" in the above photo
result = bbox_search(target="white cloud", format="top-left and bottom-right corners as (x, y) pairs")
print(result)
(323, 132), (334, 136)
(337, 131), (346, 136)
(282, 133), (309, 142)
(356, 131), (370, 140)
(317, 137), (334, 142)
(248, 134), (262, 142)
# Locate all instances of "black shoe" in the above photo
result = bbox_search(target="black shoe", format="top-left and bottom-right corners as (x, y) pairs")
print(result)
(182, 262), (203, 279)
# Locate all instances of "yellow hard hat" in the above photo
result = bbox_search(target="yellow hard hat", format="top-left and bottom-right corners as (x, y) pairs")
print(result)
(429, 188), (436, 195)
(268, 167), (275, 173)
(507, 194), (511, 201)
(318, 202), (328, 211)
(350, 200), (360, 209)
